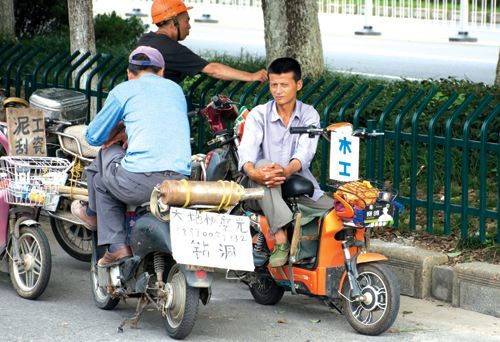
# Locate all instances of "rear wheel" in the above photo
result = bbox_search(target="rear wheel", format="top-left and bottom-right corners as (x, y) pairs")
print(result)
(249, 273), (285, 305)
(163, 264), (200, 340)
(90, 235), (119, 310)
(342, 263), (400, 336)
(50, 198), (92, 262)
(9, 225), (51, 299)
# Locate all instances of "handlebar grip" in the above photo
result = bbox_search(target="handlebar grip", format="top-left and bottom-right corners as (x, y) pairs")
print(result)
(290, 127), (314, 134)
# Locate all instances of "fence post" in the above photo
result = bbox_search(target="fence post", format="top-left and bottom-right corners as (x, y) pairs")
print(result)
(355, 0), (381, 36)
(449, 0), (477, 42)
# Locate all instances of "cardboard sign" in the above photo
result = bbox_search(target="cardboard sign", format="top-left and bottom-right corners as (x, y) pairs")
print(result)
(170, 207), (254, 271)
(6, 108), (46, 156)
(330, 131), (359, 181)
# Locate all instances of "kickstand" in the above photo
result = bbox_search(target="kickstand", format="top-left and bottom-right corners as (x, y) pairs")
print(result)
(117, 294), (150, 333)
(326, 299), (343, 314)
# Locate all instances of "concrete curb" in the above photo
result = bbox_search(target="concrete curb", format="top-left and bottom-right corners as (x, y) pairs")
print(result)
(369, 240), (448, 298)
(452, 262), (500, 318)
(368, 240), (500, 318)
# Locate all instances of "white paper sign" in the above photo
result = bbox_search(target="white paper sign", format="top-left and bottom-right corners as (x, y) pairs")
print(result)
(330, 131), (360, 181)
(170, 207), (254, 271)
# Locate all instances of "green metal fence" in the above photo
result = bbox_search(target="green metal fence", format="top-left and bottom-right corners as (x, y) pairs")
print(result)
(0, 44), (498, 244)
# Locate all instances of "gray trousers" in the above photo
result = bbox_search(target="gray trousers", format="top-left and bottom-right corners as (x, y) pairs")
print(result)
(86, 145), (186, 246)
(244, 160), (333, 233)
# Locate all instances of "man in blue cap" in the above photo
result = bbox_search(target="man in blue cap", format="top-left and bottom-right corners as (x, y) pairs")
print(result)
(71, 46), (191, 266)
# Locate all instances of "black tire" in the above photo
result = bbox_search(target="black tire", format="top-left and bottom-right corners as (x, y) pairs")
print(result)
(89, 237), (119, 310)
(164, 264), (200, 340)
(50, 198), (92, 262)
(342, 263), (400, 336)
(9, 225), (51, 300)
(249, 274), (285, 305)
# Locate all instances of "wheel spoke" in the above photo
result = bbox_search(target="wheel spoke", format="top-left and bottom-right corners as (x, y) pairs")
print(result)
(26, 270), (34, 287)
(361, 310), (373, 324)
(352, 304), (364, 320)
(376, 300), (387, 311)
(33, 259), (42, 274)
(31, 241), (40, 257)
(17, 266), (27, 275)
(20, 239), (29, 256)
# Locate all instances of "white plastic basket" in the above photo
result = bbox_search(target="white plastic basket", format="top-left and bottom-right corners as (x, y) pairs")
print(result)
(0, 156), (70, 210)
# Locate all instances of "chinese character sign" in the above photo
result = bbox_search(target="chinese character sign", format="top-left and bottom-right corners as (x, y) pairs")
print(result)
(6, 108), (47, 156)
(169, 207), (254, 271)
(330, 132), (359, 181)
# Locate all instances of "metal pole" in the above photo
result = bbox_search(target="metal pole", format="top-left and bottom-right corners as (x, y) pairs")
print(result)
(449, 0), (477, 42)
(355, 0), (381, 35)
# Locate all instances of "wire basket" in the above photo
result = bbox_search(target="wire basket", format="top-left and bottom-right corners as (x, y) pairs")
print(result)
(0, 156), (70, 211)
(333, 180), (398, 227)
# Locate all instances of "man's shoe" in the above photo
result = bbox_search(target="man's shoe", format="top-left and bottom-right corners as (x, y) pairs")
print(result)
(269, 242), (290, 267)
(98, 246), (132, 267)
(71, 200), (97, 230)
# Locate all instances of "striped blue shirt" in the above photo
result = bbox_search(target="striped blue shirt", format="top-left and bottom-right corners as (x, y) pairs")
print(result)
(238, 100), (323, 200)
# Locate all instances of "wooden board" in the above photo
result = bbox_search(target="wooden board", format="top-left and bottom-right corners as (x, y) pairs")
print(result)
(6, 107), (47, 156)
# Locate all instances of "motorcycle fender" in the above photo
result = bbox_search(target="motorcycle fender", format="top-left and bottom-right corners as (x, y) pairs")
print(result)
(16, 219), (40, 238)
(129, 213), (172, 258)
(338, 253), (388, 293)
(180, 264), (213, 288)
(20, 219), (39, 227)
(357, 252), (388, 264)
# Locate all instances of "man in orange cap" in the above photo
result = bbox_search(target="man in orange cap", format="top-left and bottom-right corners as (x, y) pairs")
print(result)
(137, 0), (268, 84)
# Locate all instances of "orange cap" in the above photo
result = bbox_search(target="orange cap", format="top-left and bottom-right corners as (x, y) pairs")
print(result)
(151, 0), (193, 24)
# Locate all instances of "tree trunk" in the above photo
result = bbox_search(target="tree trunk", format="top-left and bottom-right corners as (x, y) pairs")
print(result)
(262, 0), (324, 79)
(495, 48), (500, 87)
(0, 0), (15, 40)
(67, 0), (97, 117)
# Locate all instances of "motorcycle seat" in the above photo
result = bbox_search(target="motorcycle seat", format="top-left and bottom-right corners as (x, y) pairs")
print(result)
(60, 125), (100, 159)
(282, 175), (314, 199)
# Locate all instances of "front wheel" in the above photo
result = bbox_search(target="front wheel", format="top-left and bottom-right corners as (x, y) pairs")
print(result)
(342, 263), (400, 336)
(164, 264), (200, 340)
(9, 225), (51, 299)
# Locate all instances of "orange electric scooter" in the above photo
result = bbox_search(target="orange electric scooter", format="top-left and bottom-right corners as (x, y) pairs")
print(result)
(191, 96), (400, 335)
(231, 123), (401, 336)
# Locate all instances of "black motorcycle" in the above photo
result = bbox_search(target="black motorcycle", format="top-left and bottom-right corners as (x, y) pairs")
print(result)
(90, 210), (210, 339)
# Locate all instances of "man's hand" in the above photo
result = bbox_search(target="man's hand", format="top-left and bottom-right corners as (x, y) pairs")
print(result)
(103, 121), (128, 149)
(251, 69), (268, 82)
(245, 162), (286, 188)
(103, 130), (128, 149)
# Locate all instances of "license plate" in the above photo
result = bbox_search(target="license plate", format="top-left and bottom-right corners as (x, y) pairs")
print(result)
(364, 203), (393, 222)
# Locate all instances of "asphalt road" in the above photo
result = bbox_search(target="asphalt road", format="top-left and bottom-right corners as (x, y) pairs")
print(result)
(1, 219), (499, 342)
(183, 20), (499, 85)
(93, 1), (500, 85)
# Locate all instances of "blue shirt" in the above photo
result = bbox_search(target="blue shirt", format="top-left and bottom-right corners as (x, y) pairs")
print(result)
(238, 100), (324, 201)
(86, 73), (191, 175)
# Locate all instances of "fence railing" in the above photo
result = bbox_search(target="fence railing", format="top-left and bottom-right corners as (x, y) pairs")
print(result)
(0, 44), (498, 244)
(188, 0), (499, 30)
